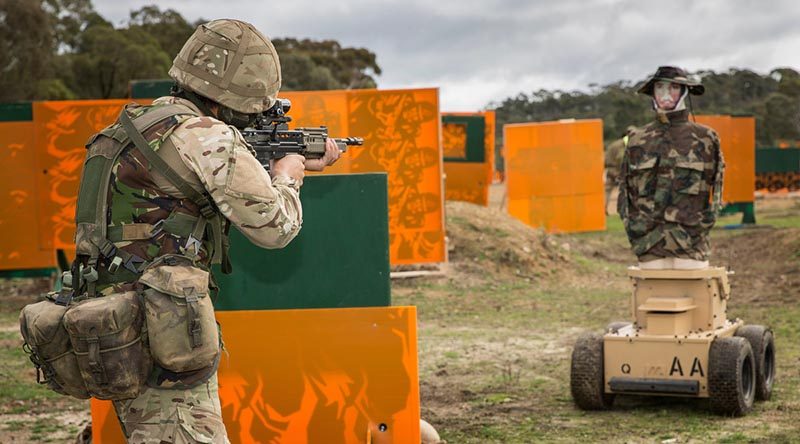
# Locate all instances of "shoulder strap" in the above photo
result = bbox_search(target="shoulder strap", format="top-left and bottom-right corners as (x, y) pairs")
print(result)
(118, 106), (229, 269)
(118, 107), (216, 219)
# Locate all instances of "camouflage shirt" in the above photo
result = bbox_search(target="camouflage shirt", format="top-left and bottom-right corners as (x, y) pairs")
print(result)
(617, 110), (724, 261)
(152, 96), (303, 248)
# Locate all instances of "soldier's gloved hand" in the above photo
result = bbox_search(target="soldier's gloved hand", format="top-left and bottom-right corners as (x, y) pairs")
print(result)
(304, 138), (342, 171)
(272, 154), (305, 186)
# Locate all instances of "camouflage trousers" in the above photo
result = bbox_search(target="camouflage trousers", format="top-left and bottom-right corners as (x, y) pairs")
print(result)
(113, 374), (229, 443)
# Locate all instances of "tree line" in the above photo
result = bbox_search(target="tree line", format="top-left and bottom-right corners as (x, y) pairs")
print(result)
(0, 0), (381, 102)
(490, 68), (800, 147)
(3, 1), (798, 147)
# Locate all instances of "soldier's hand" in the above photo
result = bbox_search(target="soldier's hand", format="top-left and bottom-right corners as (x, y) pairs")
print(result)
(272, 154), (305, 185)
(304, 138), (342, 171)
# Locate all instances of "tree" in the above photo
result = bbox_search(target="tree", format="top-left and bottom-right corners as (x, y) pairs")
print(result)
(762, 93), (800, 144)
(0, 0), (54, 101)
(64, 23), (172, 98)
(492, 69), (800, 148)
(273, 38), (382, 90)
(42, 0), (96, 52)
(127, 6), (199, 58)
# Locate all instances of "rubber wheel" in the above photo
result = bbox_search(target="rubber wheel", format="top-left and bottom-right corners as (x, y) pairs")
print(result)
(606, 322), (631, 334)
(708, 337), (756, 416)
(570, 332), (614, 410)
(735, 325), (776, 401)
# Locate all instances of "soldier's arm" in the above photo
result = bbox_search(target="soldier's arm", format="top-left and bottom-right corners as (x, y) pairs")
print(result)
(710, 130), (725, 212)
(170, 117), (303, 249)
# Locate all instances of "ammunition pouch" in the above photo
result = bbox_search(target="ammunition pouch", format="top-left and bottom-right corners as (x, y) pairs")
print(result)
(19, 293), (90, 399)
(139, 255), (219, 373)
(62, 291), (151, 400)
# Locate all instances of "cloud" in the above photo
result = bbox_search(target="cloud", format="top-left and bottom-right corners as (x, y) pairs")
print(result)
(94, 0), (800, 110)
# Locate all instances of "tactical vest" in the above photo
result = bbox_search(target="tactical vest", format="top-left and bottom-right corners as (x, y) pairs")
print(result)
(66, 102), (231, 301)
(19, 102), (228, 399)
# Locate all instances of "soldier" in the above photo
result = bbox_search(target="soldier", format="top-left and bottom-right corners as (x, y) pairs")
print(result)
(73, 20), (339, 443)
(617, 66), (724, 270)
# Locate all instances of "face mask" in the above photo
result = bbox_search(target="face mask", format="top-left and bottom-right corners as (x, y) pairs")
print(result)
(653, 81), (684, 110)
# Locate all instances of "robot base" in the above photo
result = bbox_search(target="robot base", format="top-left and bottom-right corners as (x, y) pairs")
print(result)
(571, 267), (775, 416)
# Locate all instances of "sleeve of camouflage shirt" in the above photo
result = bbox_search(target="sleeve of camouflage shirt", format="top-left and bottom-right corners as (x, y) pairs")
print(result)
(616, 147), (629, 220)
(169, 116), (303, 249)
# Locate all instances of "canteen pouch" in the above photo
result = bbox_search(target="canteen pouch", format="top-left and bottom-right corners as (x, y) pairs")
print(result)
(139, 255), (219, 373)
(19, 294), (90, 399)
(62, 291), (151, 400)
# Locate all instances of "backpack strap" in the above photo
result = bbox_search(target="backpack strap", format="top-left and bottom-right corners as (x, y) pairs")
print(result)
(70, 103), (218, 301)
(118, 106), (230, 270)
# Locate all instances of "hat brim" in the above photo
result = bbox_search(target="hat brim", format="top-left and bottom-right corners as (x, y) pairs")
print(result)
(637, 77), (705, 96)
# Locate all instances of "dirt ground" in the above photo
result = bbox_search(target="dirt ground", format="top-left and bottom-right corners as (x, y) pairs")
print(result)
(400, 189), (800, 443)
(1, 189), (799, 443)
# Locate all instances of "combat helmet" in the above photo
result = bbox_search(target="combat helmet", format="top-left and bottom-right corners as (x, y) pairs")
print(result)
(637, 66), (704, 96)
(169, 19), (281, 114)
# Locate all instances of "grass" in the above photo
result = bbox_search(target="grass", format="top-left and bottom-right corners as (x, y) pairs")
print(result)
(0, 332), (66, 404)
(1, 198), (797, 442)
(399, 205), (800, 443)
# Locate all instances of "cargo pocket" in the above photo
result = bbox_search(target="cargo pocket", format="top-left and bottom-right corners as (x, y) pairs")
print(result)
(63, 291), (151, 400)
(139, 255), (219, 374)
(19, 295), (90, 399)
(630, 155), (658, 196)
(674, 160), (705, 195)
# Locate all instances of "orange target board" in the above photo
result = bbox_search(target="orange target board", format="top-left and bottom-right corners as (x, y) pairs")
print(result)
(32, 100), (149, 256)
(91, 306), (420, 444)
(504, 119), (605, 233)
(442, 111), (495, 206)
(694, 115), (755, 203)
(1, 88), (444, 270)
(283, 89), (445, 265)
(0, 121), (54, 269)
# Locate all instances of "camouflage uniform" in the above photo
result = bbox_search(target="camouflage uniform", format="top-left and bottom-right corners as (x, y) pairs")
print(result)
(101, 94), (300, 442)
(617, 108), (723, 261)
(87, 20), (298, 443)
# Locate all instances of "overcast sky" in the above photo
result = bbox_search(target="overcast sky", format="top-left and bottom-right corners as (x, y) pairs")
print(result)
(94, 0), (800, 111)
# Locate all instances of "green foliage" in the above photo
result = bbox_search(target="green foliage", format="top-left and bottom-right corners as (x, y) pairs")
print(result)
(273, 38), (382, 90)
(61, 24), (172, 98)
(0, 0), (54, 101)
(0, 2), (381, 101)
(492, 68), (800, 148)
(126, 6), (200, 59)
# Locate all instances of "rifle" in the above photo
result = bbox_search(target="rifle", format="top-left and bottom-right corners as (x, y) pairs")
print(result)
(241, 98), (363, 170)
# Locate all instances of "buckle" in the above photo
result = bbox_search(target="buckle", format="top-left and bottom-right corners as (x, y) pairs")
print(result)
(182, 235), (203, 259)
(81, 266), (98, 283)
(61, 271), (73, 289)
(54, 289), (73, 307)
(108, 256), (123, 274)
(149, 220), (165, 238)
(99, 241), (116, 258)
(123, 255), (146, 274)
(199, 204), (216, 220)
